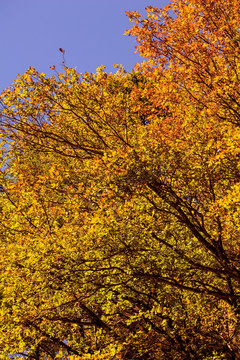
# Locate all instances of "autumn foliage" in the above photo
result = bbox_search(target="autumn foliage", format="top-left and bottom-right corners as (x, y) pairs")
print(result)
(0, 0), (240, 358)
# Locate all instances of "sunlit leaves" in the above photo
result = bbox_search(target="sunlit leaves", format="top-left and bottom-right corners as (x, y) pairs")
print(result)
(0, 0), (240, 358)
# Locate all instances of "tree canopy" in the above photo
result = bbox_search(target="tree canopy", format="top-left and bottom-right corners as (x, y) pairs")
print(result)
(0, 0), (240, 358)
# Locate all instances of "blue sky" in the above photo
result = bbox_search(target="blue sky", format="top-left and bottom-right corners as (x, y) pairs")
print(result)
(0, 0), (169, 91)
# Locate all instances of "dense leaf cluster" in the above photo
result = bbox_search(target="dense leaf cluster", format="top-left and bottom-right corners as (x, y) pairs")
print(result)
(0, 0), (240, 358)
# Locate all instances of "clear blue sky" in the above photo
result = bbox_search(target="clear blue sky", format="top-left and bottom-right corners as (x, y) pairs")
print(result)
(0, 0), (169, 91)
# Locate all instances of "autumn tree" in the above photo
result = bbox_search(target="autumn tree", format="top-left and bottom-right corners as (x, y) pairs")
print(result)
(0, 0), (240, 358)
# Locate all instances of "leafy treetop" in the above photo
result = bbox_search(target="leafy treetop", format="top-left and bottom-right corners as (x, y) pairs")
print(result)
(0, 0), (240, 359)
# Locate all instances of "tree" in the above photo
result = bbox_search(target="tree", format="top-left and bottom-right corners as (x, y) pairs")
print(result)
(0, 0), (240, 358)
